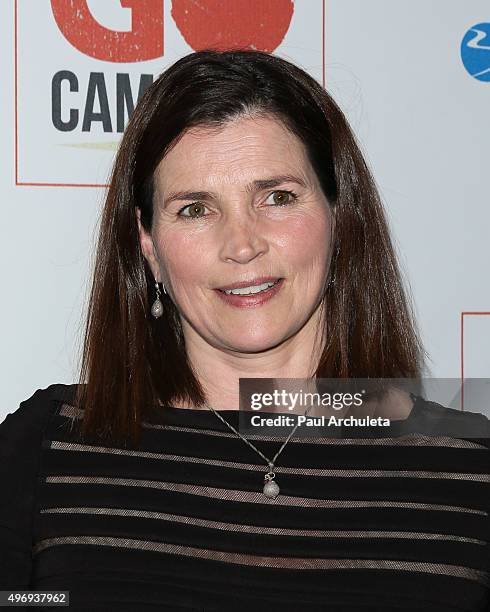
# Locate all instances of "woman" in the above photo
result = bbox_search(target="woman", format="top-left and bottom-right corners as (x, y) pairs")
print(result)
(1, 50), (488, 611)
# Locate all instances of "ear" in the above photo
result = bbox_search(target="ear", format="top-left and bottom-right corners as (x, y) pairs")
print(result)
(135, 207), (161, 282)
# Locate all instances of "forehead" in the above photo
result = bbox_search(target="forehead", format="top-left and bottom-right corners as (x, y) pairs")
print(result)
(154, 114), (312, 189)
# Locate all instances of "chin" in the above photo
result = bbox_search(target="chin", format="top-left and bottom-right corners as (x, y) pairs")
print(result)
(224, 333), (286, 354)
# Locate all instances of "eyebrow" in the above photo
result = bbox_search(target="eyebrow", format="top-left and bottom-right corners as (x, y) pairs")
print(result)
(163, 174), (307, 206)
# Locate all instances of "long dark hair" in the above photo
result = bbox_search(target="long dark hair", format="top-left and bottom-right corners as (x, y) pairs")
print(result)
(74, 49), (426, 448)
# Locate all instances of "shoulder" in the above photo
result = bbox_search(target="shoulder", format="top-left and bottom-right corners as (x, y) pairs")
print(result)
(410, 394), (490, 444)
(0, 383), (81, 447)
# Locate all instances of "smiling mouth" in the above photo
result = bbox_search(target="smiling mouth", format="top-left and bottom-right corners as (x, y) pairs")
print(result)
(218, 279), (282, 296)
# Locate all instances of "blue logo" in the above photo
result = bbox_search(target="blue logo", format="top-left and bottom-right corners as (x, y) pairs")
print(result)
(461, 22), (490, 81)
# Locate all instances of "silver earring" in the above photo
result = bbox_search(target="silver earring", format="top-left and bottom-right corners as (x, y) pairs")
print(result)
(151, 281), (164, 318)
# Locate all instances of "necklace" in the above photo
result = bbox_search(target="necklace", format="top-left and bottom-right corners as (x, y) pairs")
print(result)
(206, 403), (314, 500)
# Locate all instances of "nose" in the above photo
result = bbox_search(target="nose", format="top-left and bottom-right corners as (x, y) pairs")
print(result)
(218, 210), (269, 264)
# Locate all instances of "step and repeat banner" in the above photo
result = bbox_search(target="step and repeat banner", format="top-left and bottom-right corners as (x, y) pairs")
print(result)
(1, 1), (489, 415)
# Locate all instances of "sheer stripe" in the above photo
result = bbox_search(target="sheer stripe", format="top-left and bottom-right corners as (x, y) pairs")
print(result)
(31, 536), (489, 583)
(47, 440), (489, 482)
(44, 475), (488, 514)
(58, 404), (487, 449)
(38, 506), (487, 544)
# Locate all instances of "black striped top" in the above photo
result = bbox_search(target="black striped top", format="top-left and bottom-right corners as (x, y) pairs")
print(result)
(0, 383), (489, 611)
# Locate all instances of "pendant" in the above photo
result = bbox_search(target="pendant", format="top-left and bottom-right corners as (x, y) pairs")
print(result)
(151, 298), (164, 318)
(263, 470), (280, 499)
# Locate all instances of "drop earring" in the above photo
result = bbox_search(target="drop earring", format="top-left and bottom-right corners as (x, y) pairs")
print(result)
(151, 280), (164, 318)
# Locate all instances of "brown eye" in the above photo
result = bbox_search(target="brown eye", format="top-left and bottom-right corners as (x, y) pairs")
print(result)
(268, 190), (298, 206)
(178, 202), (207, 219)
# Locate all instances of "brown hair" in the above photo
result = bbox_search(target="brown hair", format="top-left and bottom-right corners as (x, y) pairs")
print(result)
(74, 49), (426, 448)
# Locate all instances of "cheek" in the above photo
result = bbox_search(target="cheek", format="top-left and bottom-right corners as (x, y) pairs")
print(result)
(277, 210), (333, 269)
(154, 231), (210, 283)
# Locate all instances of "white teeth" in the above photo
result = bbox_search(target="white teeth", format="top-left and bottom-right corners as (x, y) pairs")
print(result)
(223, 280), (279, 296)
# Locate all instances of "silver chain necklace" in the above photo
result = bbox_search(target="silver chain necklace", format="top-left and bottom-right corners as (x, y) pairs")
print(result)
(206, 403), (314, 499)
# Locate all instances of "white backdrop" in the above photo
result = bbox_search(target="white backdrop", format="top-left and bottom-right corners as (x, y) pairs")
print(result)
(1, 0), (489, 417)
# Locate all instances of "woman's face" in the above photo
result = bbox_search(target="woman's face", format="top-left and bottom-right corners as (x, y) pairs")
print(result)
(137, 114), (335, 354)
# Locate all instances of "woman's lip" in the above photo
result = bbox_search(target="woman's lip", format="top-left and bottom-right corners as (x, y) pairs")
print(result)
(216, 277), (283, 291)
(213, 278), (284, 308)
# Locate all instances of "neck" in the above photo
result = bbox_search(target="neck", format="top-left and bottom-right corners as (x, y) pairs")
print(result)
(177, 303), (325, 411)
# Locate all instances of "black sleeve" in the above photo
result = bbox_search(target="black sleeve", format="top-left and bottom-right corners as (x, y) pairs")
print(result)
(0, 386), (58, 588)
